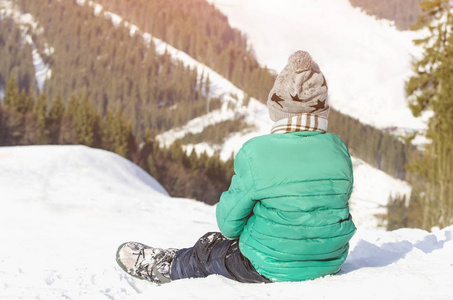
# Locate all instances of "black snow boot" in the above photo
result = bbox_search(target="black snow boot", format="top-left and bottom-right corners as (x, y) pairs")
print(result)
(116, 242), (178, 285)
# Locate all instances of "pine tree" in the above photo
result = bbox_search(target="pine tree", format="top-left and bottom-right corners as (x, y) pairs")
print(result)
(4, 75), (19, 110)
(135, 127), (158, 178)
(2, 75), (25, 144)
(59, 96), (79, 144)
(33, 93), (48, 143)
(204, 74), (211, 99)
(188, 148), (199, 172)
(21, 92), (47, 145)
(405, 0), (453, 229)
(102, 108), (135, 158)
(48, 95), (65, 144)
(147, 155), (158, 179)
(70, 96), (102, 147)
(169, 140), (186, 164)
(387, 194), (408, 230)
(17, 89), (33, 115)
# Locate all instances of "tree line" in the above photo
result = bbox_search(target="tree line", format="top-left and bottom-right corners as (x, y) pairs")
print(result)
(0, 75), (233, 204)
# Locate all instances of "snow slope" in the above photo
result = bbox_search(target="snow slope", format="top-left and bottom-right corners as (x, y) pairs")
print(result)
(0, 0), (52, 93)
(1, 145), (452, 299)
(76, 0), (248, 107)
(207, 0), (430, 132)
(349, 157), (411, 230)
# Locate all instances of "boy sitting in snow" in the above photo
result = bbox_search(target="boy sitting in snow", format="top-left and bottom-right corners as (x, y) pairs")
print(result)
(116, 50), (356, 284)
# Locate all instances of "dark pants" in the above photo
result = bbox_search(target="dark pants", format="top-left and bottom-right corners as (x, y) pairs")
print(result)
(170, 232), (271, 283)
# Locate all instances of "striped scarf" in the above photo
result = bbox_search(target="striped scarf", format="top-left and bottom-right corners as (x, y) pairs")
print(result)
(270, 114), (328, 134)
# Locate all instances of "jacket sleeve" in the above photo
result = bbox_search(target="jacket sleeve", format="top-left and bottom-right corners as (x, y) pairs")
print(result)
(216, 147), (256, 239)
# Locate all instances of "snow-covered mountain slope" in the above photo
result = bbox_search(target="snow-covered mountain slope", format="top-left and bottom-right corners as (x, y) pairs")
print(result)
(0, 0), (52, 93)
(1, 145), (452, 299)
(207, 0), (430, 132)
(350, 157), (411, 230)
(76, 0), (248, 108)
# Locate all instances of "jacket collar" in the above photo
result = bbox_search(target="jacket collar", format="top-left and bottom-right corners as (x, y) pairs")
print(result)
(271, 114), (328, 134)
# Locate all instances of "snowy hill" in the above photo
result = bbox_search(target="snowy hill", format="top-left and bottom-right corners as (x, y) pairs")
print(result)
(1, 145), (452, 299)
(207, 0), (429, 132)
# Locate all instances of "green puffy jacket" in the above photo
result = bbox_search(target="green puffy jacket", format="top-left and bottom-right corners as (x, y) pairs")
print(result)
(216, 131), (355, 282)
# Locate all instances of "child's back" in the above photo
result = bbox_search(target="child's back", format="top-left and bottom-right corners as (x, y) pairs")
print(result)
(217, 129), (355, 282)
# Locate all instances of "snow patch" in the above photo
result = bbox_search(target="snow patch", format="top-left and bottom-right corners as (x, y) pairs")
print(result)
(156, 109), (240, 149)
(104, 11), (123, 26)
(184, 143), (218, 158)
(93, 3), (102, 16)
(42, 42), (55, 56)
(350, 157), (412, 230)
(31, 45), (51, 93)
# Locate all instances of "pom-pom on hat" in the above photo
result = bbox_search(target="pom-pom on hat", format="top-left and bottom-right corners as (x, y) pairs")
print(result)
(267, 51), (329, 122)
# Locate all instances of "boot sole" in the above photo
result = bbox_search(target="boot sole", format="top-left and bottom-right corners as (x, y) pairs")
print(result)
(116, 242), (171, 285)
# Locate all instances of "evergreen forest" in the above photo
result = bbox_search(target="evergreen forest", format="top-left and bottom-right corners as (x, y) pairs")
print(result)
(0, 76), (234, 204)
(2, 0), (227, 138)
(0, 0), (418, 210)
(93, 0), (276, 102)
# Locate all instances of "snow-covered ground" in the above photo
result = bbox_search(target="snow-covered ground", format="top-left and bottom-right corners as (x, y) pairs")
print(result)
(0, 145), (451, 299)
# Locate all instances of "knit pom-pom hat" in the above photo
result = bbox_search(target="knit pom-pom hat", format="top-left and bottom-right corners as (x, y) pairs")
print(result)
(267, 50), (329, 122)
